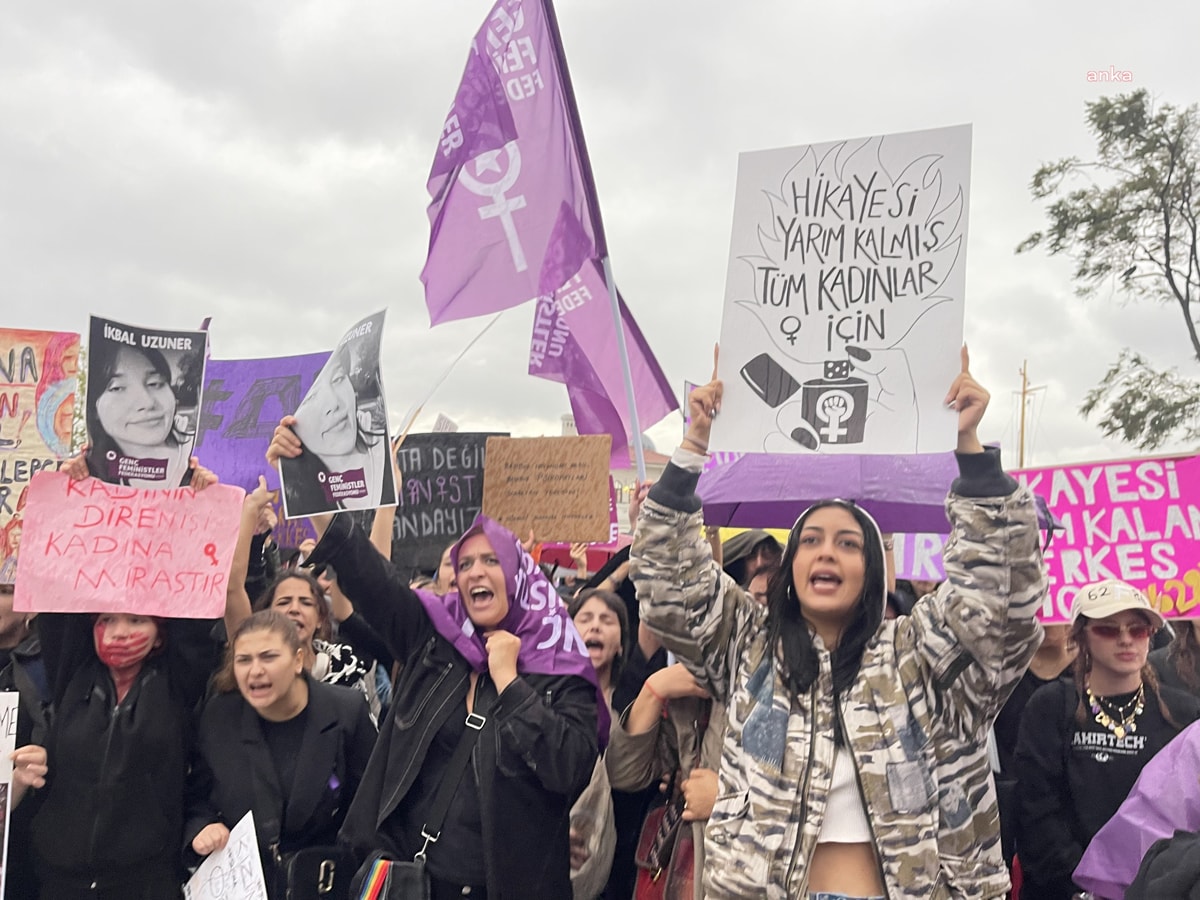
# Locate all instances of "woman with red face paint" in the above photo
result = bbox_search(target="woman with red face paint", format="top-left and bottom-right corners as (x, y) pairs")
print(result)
(27, 452), (244, 900)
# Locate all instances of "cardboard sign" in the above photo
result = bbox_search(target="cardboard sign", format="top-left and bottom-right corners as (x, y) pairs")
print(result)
(482, 436), (611, 542)
(86, 316), (209, 489)
(279, 310), (398, 519)
(13, 472), (244, 617)
(0, 329), (79, 584)
(1015, 455), (1200, 623)
(711, 125), (971, 455)
(184, 811), (268, 900)
(391, 432), (504, 572)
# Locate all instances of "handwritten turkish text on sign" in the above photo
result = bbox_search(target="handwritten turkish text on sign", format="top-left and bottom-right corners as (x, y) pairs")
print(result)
(183, 811), (268, 900)
(13, 472), (244, 617)
(392, 432), (504, 572)
(482, 436), (611, 543)
(712, 125), (971, 455)
(1016, 455), (1200, 622)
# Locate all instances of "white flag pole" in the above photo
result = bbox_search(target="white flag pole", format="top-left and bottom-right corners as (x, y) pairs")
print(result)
(600, 255), (646, 483)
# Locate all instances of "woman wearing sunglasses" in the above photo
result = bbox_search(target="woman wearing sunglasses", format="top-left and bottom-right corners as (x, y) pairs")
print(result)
(1014, 580), (1200, 900)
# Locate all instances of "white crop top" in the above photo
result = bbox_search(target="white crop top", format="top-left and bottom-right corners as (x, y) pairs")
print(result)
(816, 746), (873, 843)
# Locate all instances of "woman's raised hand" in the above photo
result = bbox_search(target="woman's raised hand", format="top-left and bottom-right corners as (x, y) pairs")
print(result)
(944, 345), (988, 454)
(683, 344), (722, 454)
(61, 448), (90, 481)
(266, 416), (303, 470)
(189, 457), (220, 491)
(645, 662), (710, 701)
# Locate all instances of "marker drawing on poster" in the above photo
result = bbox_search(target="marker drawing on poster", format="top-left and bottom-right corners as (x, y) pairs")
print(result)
(278, 310), (398, 519)
(711, 125), (972, 455)
(184, 811), (269, 900)
(0, 329), (80, 583)
(86, 316), (209, 489)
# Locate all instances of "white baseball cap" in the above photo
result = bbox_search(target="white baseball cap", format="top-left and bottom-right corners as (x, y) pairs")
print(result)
(1070, 579), (1165, 630)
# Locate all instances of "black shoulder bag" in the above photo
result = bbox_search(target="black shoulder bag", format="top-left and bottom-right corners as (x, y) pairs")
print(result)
(349, 694), (495, 900)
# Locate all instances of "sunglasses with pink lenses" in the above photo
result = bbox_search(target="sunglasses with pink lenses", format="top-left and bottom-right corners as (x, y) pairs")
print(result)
(1087, 623), (1156, 641)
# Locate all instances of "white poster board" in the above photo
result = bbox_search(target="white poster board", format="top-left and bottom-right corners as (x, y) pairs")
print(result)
(711, 124), (972, 454)
(0, 693), (20, 899)
(184, 811), (269, 900)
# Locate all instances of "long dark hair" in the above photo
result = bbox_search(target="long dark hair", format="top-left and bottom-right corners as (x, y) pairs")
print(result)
(569, 588), (630, 687)
(255, 570), (332, 643)
(1166, 621), (1200, 693)
(765, 500), (887, 697)
(86, 342), (185, 475)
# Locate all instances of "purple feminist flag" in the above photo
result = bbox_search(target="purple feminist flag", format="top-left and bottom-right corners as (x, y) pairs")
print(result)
(422, 0), (604, 325)
(529, 257), (677, 467)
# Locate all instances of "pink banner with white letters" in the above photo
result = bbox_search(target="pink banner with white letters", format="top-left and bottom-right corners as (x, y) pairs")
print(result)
(1015, 454), (1200, 623)
(888, 454), (1200, 623)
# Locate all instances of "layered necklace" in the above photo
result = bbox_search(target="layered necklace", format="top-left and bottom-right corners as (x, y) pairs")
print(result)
(1087, 683), (1145, 739)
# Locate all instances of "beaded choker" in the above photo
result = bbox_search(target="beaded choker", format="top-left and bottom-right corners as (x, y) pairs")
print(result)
(1087, 684), (1145, 739)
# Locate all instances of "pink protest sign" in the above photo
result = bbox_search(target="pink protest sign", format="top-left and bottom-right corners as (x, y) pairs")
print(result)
(14, 472), (245, 618)
(1015, 454), (1200, 623)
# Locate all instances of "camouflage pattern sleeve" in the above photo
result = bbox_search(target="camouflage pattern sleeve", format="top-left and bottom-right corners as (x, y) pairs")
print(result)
(630, 496), (758, 705)
(899, 481), (1047, 743)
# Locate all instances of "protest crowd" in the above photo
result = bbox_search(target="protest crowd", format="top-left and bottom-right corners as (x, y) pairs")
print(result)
(4, 2), (1200, 900)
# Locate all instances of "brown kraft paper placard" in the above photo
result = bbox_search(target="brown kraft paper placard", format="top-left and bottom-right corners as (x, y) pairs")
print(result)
(482, 435), (611, 543)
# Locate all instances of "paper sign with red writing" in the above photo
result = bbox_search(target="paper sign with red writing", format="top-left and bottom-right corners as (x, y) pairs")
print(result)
(13, 472), (245, 617)
(1015, 454), (1200, 623)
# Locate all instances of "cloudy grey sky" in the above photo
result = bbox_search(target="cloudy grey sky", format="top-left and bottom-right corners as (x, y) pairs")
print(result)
(3, 0), (1196, 469)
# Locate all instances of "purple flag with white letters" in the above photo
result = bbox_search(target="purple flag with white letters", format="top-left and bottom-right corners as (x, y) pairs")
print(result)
(529, 257), (677, 467)
(421, 0), (604, 325)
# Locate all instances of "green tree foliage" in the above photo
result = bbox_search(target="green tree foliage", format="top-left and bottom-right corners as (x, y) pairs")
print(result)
(1018, 90), (1200, 450)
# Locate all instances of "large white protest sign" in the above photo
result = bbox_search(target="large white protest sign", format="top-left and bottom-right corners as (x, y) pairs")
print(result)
(711, 125), (971, 454)
(184, 811), (268, 900)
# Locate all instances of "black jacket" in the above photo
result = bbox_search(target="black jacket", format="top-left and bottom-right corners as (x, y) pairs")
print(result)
(308, 515), (598, 900)
(32, 612), (220, 890)
(1015, 678), (1200, 900)
(184, 677), (377, 869)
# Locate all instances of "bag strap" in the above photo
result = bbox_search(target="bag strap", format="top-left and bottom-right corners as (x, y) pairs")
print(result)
(414, 681), (496, 862)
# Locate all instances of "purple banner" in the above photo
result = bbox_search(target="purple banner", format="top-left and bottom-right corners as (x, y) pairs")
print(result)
(196, 351), (329, 546)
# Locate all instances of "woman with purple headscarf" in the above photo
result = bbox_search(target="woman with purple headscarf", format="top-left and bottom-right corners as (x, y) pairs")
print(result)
(269, 420), (602, 900)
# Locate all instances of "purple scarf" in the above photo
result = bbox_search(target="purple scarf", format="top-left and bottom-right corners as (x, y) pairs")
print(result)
(414, 514), (610, 747)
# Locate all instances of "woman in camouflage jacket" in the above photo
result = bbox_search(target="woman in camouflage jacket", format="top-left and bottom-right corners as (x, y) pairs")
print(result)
(631, 351), (1047, 900)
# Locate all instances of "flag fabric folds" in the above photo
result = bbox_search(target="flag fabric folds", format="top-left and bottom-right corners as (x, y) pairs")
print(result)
(529, 258), (676, 467)
(424, 0), (678, 461)
(422, 0), (602, 326)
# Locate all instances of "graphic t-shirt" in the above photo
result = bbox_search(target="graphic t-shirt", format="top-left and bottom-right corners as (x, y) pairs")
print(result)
(1067, 689), (1180, 845)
